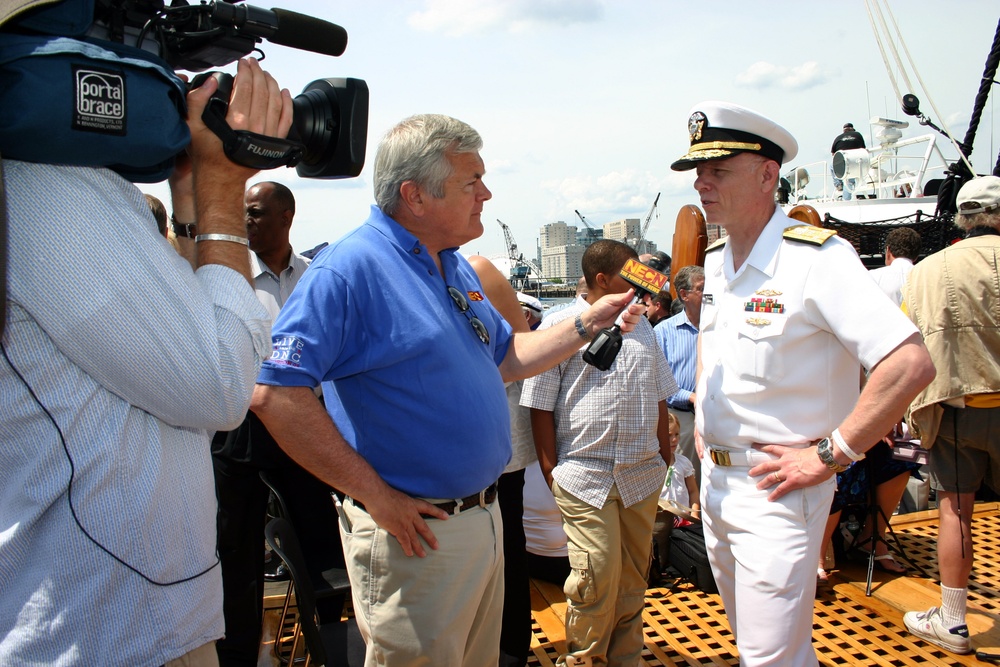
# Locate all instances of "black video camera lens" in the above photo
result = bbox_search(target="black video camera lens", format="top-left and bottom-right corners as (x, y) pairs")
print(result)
(291, 78), (368, 179)
(190, 72), (368, 179)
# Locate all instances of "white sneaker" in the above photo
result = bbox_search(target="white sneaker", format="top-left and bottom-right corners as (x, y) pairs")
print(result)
(903, 606), (972, 654)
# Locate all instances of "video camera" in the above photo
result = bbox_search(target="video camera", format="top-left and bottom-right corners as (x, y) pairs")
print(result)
(1, 0), (368, 179)
(88, 0), (348, 71)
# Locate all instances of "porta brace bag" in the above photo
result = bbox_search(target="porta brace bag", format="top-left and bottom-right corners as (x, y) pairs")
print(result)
(0, 32), (189, 182)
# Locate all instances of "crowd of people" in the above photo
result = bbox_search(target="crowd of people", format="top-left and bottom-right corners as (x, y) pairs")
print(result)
(2, 10), (999, 664)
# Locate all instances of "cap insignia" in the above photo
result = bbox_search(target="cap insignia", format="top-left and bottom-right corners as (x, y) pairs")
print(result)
(688, 111), (707, 142)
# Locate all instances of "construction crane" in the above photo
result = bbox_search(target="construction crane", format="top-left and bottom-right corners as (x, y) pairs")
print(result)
(497, 219), (543, 290)
(574, 209), (603, 245)
(634, 192), (661, 251)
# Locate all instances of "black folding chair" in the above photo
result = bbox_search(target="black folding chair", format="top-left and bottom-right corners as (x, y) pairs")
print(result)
(259, 472), (355, 664)
(264, 517), (364, 667)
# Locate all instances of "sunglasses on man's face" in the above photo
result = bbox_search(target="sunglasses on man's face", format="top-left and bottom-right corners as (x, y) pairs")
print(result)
(447, 286), (490, 345)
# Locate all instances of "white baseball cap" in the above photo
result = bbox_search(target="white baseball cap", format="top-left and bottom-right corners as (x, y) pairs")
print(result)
(956, 176), (1000, 215)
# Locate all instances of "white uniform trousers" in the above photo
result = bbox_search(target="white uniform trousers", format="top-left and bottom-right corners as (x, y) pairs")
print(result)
(701, 457), (835, 666)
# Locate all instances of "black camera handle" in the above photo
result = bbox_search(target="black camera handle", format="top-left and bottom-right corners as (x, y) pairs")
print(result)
(197, 72), (306, 171)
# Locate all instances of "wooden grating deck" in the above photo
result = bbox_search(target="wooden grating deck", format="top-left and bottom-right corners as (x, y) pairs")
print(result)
(259, 504), (1000, 666)
(528, 503), (1000, 667)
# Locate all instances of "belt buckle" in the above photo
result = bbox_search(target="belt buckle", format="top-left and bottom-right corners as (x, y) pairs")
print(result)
(710, 449), (732, 466)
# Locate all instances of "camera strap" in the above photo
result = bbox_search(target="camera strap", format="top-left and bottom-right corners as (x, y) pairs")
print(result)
(201, 95), (305, 171)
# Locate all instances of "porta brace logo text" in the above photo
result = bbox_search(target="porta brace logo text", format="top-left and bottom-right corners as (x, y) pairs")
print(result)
(73, 66), (126, 136)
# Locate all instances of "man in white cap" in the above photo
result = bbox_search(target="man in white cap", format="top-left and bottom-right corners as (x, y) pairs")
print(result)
(902, 175), (1000, 655)
(671, 100), (935, 665)
(517, 291), (544, 329)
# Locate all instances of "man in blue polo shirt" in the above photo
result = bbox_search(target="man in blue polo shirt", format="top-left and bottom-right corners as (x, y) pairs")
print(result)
(251, 113), (644, 667)
(655, 264), (704, 482)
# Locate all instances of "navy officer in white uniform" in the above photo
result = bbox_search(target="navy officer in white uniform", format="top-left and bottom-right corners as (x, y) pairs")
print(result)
(670, 101), (935, 666)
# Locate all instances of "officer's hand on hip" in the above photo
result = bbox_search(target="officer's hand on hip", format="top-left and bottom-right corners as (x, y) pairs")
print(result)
(749, 443), (834, 502)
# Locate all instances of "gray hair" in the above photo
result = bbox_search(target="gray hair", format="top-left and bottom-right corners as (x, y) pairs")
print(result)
(373, 114), (483, 216)
(954, 209), (1000, 233)
(674, 265), (705, 293)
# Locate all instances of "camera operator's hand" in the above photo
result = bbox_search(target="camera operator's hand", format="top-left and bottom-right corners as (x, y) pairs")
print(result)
(184, 58), (293, 282)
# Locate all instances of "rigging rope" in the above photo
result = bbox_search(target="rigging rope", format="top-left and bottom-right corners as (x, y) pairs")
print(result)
(866, 0), (913, 100)
(866, 0), (976, 176)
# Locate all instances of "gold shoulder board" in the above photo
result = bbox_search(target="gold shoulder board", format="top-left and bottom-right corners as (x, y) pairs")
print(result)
(782, 224), (837, 246)
(705, 237), (727, 253)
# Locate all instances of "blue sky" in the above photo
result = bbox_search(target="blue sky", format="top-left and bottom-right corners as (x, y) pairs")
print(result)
(140, 0), (1000, 262)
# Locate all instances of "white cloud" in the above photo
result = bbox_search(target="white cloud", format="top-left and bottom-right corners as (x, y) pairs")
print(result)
(488, 158), (516, 175)
(540, 169), (668, 223)
(736, 60), (829, 91)
(408, 0), (603, 36)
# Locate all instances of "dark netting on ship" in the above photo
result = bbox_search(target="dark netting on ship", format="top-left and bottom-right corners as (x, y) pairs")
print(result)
(820, 211), (961, 266)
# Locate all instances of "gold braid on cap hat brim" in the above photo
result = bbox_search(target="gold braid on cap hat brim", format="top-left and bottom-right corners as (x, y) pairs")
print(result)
(690, 140), (762, 152)
(675, 141), (764, 163)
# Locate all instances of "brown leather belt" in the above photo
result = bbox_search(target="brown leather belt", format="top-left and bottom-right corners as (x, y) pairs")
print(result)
(352, 483), (497, 516)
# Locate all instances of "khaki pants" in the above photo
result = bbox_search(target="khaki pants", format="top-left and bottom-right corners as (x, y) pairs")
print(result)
(552, 481), (658, 667)
(339, 497), (504, 667)
(164, 642), (219, 667)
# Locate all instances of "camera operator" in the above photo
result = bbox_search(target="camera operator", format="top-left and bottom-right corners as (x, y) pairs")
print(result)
(0, 52), (291, 667)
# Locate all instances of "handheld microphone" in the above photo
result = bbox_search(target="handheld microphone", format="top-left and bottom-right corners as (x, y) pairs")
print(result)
(582, 255), (669, 371)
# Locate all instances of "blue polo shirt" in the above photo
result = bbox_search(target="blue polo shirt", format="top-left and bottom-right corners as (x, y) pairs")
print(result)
(258, 206), (513, 499)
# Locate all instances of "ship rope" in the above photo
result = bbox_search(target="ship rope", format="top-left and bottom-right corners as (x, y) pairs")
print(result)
(864, 0), (976, 177)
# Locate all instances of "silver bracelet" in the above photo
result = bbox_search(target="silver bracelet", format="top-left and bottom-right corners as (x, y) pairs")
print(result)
(574, 313), (590, 340)
(831, 428), (865, 462)
(195, 233), (249, 246)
